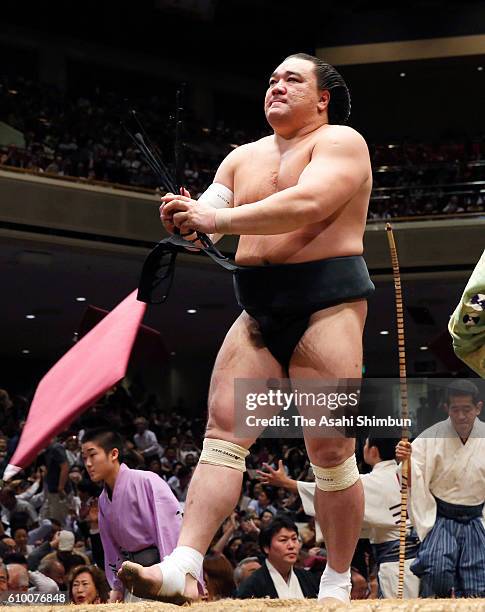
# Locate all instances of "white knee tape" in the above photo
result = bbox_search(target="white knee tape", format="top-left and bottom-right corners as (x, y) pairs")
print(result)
(199, 438), (249, 472)
(311, 454), (359, 492)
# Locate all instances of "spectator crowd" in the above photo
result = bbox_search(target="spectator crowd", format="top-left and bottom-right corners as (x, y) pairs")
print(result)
(1, 74), (484, 220)
(0, 381), (376, 602)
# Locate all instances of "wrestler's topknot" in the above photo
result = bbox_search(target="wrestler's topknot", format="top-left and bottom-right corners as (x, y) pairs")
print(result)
(284, 53), (351, 125)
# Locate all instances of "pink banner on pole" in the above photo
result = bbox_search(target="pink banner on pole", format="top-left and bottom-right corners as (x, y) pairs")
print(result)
(3, 290), (146, 481)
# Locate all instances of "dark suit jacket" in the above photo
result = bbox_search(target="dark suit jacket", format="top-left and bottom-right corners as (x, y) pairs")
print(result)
(236, 562), (319, 599)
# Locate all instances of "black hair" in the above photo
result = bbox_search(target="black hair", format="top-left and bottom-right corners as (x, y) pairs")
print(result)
(366, 437), (400, 462)
(258, 485), (275, 502)
(177, 466), (192, 480)
(284, 52), (351, 124)
(77, 479), (102, 496)
(81, 428), (123, 460)
(446, 380), (480, 405)
(259, 516), (299, 553)
(3, 552), (27, 566)
(9, 512), (30, 535)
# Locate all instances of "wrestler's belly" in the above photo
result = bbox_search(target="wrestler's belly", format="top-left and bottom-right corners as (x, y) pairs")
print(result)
(235, 231), (364, 265)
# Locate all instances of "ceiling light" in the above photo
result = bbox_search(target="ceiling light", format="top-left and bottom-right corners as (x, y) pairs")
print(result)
(478, 66), (483, 71)
(170, 351), (176, 356)
(187, 309), (197, 314)
(75, 297), (87, 302)
(380, 330), (389, 335)
(420, 346), (429, 351)
(399, 72), (406, 77)
(21, 349), (30, 354)
(25, 314), (36, 319)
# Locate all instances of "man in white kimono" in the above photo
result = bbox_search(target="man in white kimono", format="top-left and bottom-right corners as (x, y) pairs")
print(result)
(396, 379), (485, 597)
(258, 437), (420, 598)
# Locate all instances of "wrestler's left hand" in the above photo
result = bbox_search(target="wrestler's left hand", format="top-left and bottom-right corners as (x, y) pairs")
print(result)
(161, 194), (217, 234)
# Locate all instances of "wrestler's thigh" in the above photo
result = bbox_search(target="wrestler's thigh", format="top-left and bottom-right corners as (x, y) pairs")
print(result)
(289, 300), (367, 378)
(289, 300), (367, 464)
(206, 311), (285, 446)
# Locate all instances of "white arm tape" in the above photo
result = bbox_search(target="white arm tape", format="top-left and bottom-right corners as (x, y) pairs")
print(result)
(198, 182), (234, 209)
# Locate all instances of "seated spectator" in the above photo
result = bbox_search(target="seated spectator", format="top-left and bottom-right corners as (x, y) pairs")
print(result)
(3, 552), (60, 595)
(69, 565), (109, 604)
(27, 521), (62, 571)
(443, 195), (464, 214)
(259, 509), (275, 529)
(40, 530), (89, 574)
(0, 487), (38, 531)
(202, 553), (236, 601)
(7, 563), (29, 593)
(13, 527), (33, 556)
(0, 536), (17, 558)
(167, 465), (192, 502)
(10, 511), (32, 535)
(247, 486), (277, 516)
(236, 516), (319, 599)
(16, 471), (44, 510)
(233, 556), (262, 589)
(223, 536), (243, 567)
(148, 458), (163, 477)
(133, 417), (161, 461)
(37, 558), (65, 592)
(183, 452), (198, 468)
(0, 562), (7, 592)
(160, 446), (178, 476)
(64, 436), (82, 468)
(68, 466), (83, 487)
(122, 440), (145, 469)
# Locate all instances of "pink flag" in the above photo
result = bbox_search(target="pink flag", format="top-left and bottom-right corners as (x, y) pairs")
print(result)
(3, 290), (146, 481)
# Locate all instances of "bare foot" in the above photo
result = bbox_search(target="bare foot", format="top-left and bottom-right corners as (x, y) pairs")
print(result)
(118, 561), (198, 603)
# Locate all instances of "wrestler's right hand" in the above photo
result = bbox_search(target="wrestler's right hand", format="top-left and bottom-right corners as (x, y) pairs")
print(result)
(395, 440), (412, 463)
(160, 188), (202, 251)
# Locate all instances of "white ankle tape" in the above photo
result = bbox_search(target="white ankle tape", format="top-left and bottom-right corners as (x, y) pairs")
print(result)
(157, 546), (203, 596)
(311, 454), (359, 491)
(318, 565), (351, 602)
(199, 438), (249, 472)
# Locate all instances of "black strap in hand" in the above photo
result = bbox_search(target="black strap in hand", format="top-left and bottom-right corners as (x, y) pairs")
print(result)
(137, 233), (238, 304)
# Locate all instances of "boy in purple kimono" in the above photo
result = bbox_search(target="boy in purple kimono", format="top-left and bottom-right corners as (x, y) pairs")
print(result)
(81, 428), (182, 602)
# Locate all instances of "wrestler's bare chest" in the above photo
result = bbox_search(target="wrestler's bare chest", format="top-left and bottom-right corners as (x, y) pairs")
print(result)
(232, 133), (368, 265)
(233, 137), (310, 204)
(234, 136), (335, 264)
